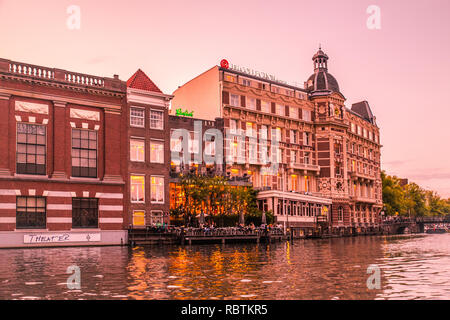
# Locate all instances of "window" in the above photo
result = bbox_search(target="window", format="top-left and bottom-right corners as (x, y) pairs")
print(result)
(131, 175), (145, 203)
(304, 152), (310, 165)
(151, 176), (164, 203)
(273, 127), (282, 142)
(229, 119), (237, 134)
(242, 79), (251, 86)
(351, 123), (356, 133)
(205, 140), (215, 156)
(150, 211), (164, 225)
(276, 104), (284, 116)
(338, 207), (344, 222)
(16, 123), (46, 175)
(16, 196), (46, 229)
(188, 132), (199, 154)
(72, 198), (98, 229)
(303, 132), (311, 146)
(247, 97), (256, 110)
(291, 175), (298, 191)
(290, 130), (297, 144)
(303, 110), (311, 121)
(130, 139), (145, 162)
(150, 140), (164, 163)
(150, 110), (164, 130)
(230, 94), (239, 107)
(246, 122), (256, 138)
(225, 75), (236, 83)
(261, 101), (270, 113)
(304, 176), (310, 192)
(133, 211), (145, 227)
(130, 107), (145, 127)
(260, 125), (268, 140)
(72, 129), (97, 178)
(357, 125), (362, 136)
(290, 107), (298, 119)
(290, 150), (297, 164)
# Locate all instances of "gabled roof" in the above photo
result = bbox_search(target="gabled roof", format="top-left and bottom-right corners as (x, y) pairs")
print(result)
(351, 101), (375, 124)
(127, 69), (162, 93)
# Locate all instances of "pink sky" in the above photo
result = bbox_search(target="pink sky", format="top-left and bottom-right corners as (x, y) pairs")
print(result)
(1, 0), (449, 197)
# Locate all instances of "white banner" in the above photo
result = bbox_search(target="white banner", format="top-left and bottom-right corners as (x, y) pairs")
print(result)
(24, 233), (101, 244)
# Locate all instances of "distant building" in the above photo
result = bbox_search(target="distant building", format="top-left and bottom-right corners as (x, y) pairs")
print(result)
(171, 48), (383, 235)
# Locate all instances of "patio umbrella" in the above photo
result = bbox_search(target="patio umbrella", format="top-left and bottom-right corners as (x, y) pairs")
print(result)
(261, 211), (267, 225)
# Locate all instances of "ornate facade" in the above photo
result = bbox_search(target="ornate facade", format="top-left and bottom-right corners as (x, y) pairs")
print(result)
(171, 49), (383, 235)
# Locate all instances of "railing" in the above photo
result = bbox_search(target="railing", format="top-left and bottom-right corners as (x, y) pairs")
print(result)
(0, 58), (124, 91)
(9, 62), (54, 79)
(64, 71), (104, 87)
(289, 162), (320, 171)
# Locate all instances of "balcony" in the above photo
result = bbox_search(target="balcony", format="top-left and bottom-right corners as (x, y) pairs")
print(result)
(349, 170), (376, 181)
(288, 162), (320, 172)
(350, 195), (377, 204)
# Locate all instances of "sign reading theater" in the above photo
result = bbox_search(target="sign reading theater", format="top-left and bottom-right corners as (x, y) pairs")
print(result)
(24, 233), (101, 244)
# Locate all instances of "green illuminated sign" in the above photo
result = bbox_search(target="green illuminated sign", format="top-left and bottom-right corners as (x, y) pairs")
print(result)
(176, 108), (194, 117)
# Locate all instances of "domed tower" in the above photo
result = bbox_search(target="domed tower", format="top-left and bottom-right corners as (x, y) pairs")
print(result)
(306, 47), (340, 96)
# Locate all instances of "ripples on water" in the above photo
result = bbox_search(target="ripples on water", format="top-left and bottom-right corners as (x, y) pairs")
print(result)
(0, 234), (449, 300)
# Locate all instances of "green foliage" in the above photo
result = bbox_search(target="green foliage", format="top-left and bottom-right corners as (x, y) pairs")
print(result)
(381, 171), (450, 217)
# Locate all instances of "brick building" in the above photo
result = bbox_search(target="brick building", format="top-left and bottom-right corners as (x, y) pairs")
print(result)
(0, 58), (128, 247)
(170, 48), (383, 235)
(126, 70), (173, 228)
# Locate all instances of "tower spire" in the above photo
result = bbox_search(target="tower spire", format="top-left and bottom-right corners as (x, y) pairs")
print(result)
(312, 47), (329, 72)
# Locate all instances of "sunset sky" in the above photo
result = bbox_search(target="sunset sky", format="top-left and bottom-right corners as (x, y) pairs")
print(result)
(1, 0), (449, 197)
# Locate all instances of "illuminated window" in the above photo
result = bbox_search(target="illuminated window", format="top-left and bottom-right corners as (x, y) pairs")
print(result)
(150, 140), (164, 163)
(304, 176), (310, 192)
(16, 123), (46, 175)
(130, 107), (145, 127)
(291, 175), (298, 191)
(246, 122), (256, 138)
(225, 75), (236, 83)
(131, 175), (145, 203)
(150, 110), (164, 130)
(351, 123), (356, 133)
(151, 176), (164, 203)
(231, 168), (239, 175)
(230, 94), (239, 107)
(130, 139), (145, 162)
(133, 211), (145, 227)
(262, 173), (271, 187)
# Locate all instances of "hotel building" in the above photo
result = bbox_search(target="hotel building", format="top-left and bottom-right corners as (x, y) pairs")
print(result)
(171, 49), (383, 235)
(0, 58), (128, 247)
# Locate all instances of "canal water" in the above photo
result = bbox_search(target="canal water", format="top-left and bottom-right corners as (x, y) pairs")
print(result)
(0, 234), (449, 300)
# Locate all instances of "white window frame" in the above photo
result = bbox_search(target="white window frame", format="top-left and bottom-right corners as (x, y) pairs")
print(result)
(150, 109), (164, 130)
(150, 140), (164, 164)
(130, 138), (145, 162)
(150, 176), (165, 204)
(130, 107), (145, 128)
(130, 175), (145, 203)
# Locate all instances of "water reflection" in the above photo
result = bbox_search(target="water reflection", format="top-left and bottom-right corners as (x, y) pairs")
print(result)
(0, 234), (449, 299)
